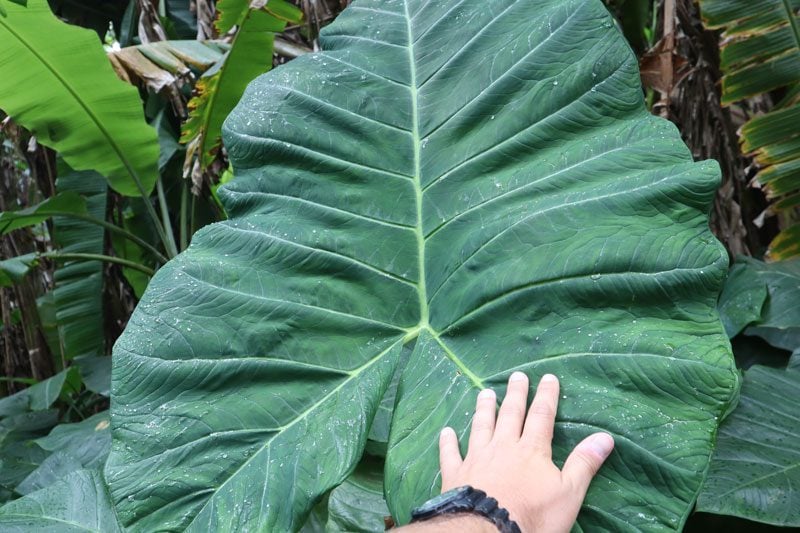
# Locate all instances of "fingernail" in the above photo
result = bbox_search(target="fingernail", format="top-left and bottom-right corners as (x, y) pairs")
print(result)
(541, 374), (558, 383)
(478, 388), (495, 399)
(510, 371), (527, 382)
(440, 427), (455, 439)
(587, 433), (614, 458)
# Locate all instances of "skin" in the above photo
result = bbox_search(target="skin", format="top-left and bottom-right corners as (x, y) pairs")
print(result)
(397, 372), (615, 532)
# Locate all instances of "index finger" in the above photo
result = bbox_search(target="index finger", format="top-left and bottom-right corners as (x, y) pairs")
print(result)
(520, 374), (559, 454)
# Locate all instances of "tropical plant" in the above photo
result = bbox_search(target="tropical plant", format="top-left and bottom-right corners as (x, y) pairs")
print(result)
(698, 0), (800, 259)
(24, 0), (739, 530)
(0, 0), (305, 518)
(0, 365), (111, 501)
(20, 0), (800, 531)
(0, 0), (303, 364)
(0, 0), (166, 242)
(181, 0), (303, 180)
(699, 256), (800, 526)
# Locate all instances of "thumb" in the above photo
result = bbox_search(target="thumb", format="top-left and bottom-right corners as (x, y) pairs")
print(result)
(561, 432), (614, 494)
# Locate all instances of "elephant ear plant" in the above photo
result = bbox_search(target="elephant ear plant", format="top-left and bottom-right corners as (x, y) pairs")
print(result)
(4, 0), (737, 530)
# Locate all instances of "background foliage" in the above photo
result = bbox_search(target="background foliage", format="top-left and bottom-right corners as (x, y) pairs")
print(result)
(0, 0), (798, 531)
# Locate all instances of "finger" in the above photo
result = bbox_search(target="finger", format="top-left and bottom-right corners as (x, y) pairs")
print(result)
(468, 388), (497, 452)
(493, 371), (529, 441)
(561, 432), (614, 495)
(521, 374), (559, 454)
(438, 427), (463, 489)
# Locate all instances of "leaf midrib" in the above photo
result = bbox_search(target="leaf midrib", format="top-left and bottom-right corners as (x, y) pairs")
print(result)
(400, 0), (485, 391)
(403, 0), (429, 330)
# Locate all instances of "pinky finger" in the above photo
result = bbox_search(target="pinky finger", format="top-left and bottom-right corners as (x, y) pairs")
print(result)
(438, 427), (463, 489)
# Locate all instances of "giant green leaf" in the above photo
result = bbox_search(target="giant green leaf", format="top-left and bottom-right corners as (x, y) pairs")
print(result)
(106, 0), (739, 531)
(697, 365), (800, 526)
(0, 0), (159, 197)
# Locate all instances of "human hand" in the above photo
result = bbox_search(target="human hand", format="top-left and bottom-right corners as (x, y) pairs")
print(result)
(437, 372), (614, 533)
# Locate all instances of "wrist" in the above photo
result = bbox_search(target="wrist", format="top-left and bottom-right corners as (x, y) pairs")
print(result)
(399, 514), (498, 532)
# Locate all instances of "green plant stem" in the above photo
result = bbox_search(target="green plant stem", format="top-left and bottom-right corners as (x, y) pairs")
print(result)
(180, 179), (188, 251)
(4, 211), (168, 263)
(155, 177), (179, 257)
(62, 388), (87, 421)
(191, 193), (197, 236)
(41, 252), (155, 276)
(133, 177), (175, 259)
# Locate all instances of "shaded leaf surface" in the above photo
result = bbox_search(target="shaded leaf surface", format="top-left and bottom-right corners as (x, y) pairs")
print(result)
(723, 257), (800, 354)
(0, 413), (55, 501)
(0, 370), (76, 501)
(36, 411), (111, 469)
(165, 0), (198, 39)
(107, 0), (738, 531)
(0, 469), (121, 532)
(327, 456), (391, 532)
(718, 260), (767, 338)
(0, 370), (70, 417)
(697, 365), (800, 526)
(73, 356), (112, 397)
(0, 254), (38, 288)
(15, 451), (84, 496)
(15, 412), (112, 495)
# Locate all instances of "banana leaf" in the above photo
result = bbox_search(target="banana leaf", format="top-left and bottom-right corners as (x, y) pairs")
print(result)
(0, 0), (159, 197)
(52, 169), (107, 360)
(699, 0), (800, 259)
(181, 0), (302, 170)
